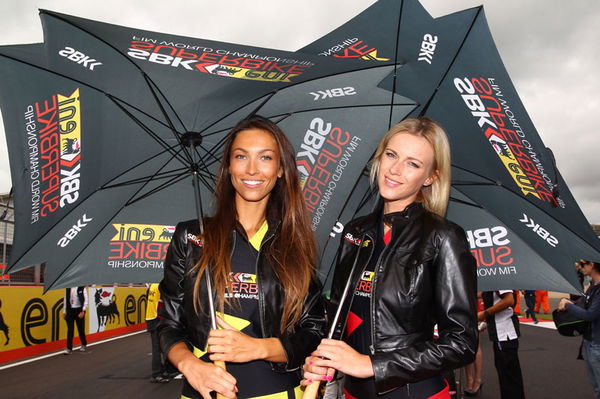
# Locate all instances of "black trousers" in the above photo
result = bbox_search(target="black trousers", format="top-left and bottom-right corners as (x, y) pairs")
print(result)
(65, 307), (87, 350)
(492, 338), (525, 399)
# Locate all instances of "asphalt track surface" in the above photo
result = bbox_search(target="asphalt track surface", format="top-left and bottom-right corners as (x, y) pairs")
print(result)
(0, 322), (594, 398)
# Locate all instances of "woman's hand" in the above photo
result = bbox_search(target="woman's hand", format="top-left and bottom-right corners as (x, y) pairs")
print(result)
(559, 298), (573, 311)
(181, 357), (238, 399)
(208, 317), (287, 363)
(306, 339), (374, 379)
(207, 317), (259, 363)
(301, 355), (335, 385)
(169, 342), (237, 399)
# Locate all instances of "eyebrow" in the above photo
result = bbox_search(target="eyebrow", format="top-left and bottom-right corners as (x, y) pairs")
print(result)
(385, 147), (423, 163)
(231, 147), (277, 153)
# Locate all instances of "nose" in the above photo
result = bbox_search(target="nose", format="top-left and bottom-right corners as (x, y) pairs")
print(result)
(246, 156), (258, 175)
(388, 159), (402, 175)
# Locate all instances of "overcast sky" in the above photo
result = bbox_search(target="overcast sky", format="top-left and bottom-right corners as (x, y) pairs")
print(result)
(0, 0), (598, 223)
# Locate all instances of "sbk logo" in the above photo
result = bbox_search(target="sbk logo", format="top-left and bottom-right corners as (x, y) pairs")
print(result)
(57, 214), (93, 248)
(418, 34), (438, 64)
(519, 213), (558, 247)
(58, 47), (102, 71)
(310, 87), (356, 101)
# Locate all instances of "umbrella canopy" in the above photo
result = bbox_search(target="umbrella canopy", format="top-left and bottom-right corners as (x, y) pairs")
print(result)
(0, 9), (415, 289)
(300, 0), (600, 293)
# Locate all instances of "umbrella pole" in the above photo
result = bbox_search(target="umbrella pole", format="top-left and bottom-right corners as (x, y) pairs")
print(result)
(304, 235), (366, 399)
(192, 173), (227, 399)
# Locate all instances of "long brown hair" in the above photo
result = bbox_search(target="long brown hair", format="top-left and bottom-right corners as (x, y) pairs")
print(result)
(370, 117), (451, 216)
(192, 115), (316, 333)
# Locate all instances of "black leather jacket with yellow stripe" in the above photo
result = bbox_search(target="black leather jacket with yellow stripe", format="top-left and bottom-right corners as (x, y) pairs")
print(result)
(158, 219), (325, 372)
(329, 202), (478, 394)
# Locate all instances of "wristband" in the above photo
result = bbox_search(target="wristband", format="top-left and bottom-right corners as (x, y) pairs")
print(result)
(483, 310), (490, 318)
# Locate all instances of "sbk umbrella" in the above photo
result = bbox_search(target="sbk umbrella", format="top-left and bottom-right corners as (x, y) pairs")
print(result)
(300, 0), (600, 293)
(0, 10), (416, 289)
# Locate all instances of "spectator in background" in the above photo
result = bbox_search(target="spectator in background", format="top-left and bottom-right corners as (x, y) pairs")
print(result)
(481, 290), (525, 399)
(570, 261), (586, 302)
(535, 290), (550, 314)
(146, 283), (169, 383)
(0, 299), (9, 345)
(464, 292), (485, 396)
(513, 290), (521, 315)
(523, 290), (538, 324)
(559, 260), (600, 399)
(63, 286), (88, 354)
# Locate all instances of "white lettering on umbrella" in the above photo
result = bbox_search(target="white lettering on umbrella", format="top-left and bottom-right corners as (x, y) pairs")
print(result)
(418, 34), (438, 64)
(58, 47), (102, 71)
(57, 214), (93, 248)
(518, 213), (559, 247)
(310, 87), (356, 101)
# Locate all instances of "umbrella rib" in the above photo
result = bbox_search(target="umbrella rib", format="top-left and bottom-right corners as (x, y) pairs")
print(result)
(142, 76), (195, 165)
(255, 103), (418, 123)
(418, 7), (482, 116)
(124, 171), (190, 206)
(448, 196), (484, 208)
(386, 0), (405, 130)
(99, 146), (186, 189)
(101, 168), (189, 189)
(108, 95), (189, 165)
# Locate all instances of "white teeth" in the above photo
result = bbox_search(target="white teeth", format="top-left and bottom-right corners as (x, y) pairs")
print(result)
(243, 180), (262, 186)
(385, 177), (400, 185)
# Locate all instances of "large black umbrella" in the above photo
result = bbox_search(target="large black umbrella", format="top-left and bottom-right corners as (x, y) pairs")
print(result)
(0, 10), (416, 289)
(301, 0), (600, 293)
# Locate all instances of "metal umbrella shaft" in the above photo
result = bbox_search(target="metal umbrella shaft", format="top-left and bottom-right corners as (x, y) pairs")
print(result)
(304, 236), (366, 399)
(188, 136), (228, 398)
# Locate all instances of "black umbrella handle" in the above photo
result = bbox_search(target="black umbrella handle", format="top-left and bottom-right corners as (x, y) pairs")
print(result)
(327, 234), (367, 339)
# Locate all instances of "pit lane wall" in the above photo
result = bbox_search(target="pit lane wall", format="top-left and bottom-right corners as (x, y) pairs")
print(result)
(0, 286), (147, 364)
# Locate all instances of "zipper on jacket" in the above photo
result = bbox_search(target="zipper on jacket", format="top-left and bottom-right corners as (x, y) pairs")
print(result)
(256, 227), (276, 341)
(370, 229), (394, 355)
(339, 233), (375, 348)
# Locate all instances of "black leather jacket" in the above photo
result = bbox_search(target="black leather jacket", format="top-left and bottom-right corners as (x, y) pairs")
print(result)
(329, 203), (478, 394)
(158, 219), (325, 372)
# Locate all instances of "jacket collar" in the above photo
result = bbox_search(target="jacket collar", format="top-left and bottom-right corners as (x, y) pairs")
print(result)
(355, 201), (425, 238)
(382, 201), (425, 225)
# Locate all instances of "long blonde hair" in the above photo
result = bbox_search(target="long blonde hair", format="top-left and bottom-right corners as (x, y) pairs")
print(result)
(370, 117), (451, 216)
(191, 115), (316, 334)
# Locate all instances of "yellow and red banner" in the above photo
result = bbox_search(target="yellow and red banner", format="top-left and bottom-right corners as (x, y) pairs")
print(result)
(0, 286), (147, 364)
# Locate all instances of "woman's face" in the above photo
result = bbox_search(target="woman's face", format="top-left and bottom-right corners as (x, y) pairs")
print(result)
(229, 128), (282, 208)
(580, 261), (594, 276)
(377, 132), (438, 214)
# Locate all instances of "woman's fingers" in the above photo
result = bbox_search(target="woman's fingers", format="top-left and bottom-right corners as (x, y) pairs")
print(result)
(216, 316), (236, 330)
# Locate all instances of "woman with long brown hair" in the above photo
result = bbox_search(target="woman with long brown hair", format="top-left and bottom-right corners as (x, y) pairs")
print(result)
(159, 115), (325, 399)
(302, 117), (477, 398)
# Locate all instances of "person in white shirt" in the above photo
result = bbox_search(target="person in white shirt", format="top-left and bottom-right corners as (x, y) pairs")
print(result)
(480, 290), (525, 399)
(63, 286), (88, 354)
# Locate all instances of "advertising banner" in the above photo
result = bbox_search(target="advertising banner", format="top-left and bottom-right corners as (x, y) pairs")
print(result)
(0, 286), (147, 364)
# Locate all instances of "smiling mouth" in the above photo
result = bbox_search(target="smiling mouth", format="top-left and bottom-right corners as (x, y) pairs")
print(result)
(242, 179), (263, 187)
(384, 176), (401, 186)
